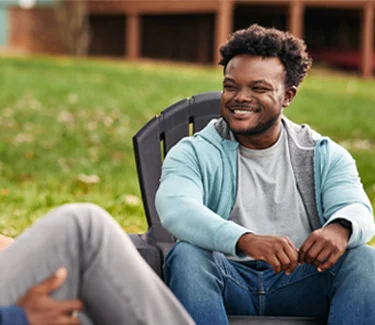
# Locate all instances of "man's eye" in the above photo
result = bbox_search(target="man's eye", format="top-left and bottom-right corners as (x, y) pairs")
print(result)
(253, 87), (269, 92)
(223, 84), (236, 91)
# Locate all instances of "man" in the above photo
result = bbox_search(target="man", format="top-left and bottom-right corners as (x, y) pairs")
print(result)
(156, 24), (375, 324)
(0, 203), (195, 325)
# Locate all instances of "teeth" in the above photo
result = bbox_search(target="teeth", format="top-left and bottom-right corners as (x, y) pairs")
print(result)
(233, 110), (254, 115)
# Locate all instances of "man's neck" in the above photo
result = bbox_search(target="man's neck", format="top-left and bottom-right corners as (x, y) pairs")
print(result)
(235, 122), (282, 150)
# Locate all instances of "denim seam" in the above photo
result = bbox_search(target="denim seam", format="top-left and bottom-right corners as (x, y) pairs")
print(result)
(223, 274), (254, 292)
(267, 271), (334, 294)
(215, 257), (252, 291)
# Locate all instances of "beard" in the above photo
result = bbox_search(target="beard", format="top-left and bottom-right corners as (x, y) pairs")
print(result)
(222, 111), (282, 136)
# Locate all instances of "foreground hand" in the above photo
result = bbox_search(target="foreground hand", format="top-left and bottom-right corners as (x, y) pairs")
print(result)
(299, 223), (350, 272)
(0, 234), (14, 251)
(237, 233), (299, 274)
(17, 268), (83, 325)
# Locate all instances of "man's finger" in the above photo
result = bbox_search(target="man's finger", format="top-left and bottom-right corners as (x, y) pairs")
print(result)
(267, 255), (282, 273)
(299, 236), (315, 263)
(279, 245), (298, 274)
(284, 248), (299, 275)
(283, 243), (299, 262)
(56, 314), (80, 325)
(303, 241), (325, 265)
(285, 258), (298, 275)
(276, 250), (291, 272)
(317, 253), (340, 272)
(58, 299), (84, 313)
(298, 233), (317, 263)
(36, 268), (67, 295)
(311, 247), (331, 268)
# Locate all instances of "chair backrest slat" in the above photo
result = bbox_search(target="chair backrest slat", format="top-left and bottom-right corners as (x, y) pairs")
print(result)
(133, 92), (221, 242)
(162, 98), (190, 153)
(133, 117), (174, 241)
(190, 92), (221, 132)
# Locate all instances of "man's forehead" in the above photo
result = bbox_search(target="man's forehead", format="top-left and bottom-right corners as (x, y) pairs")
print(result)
(224, 54), (285, 81)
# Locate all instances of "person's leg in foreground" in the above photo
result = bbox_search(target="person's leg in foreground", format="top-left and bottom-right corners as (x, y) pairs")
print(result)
(0, 203), (195, 325)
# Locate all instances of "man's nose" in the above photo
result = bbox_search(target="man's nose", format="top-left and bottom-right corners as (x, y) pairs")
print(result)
(234, 87), (252, 102)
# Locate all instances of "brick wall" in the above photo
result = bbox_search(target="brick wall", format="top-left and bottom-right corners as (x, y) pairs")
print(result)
(9, 7), (67, 54)
(9, 7), (126, 57)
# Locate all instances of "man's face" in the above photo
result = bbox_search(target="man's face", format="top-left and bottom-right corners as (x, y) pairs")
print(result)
(220, 54), (294, 139)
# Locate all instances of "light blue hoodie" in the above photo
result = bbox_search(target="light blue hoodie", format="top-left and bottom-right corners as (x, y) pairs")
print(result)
(156, 118), (375, 256)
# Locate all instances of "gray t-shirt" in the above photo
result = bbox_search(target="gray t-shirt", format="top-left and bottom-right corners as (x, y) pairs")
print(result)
(228, 125), (312, 260)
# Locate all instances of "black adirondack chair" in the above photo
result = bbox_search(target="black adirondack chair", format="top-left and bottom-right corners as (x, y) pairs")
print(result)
(130, 91), (324, 325)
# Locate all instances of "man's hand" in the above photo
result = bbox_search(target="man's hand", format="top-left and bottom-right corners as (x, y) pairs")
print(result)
(299, 222), (350, 272)
(0, 234), (14, 250)
(17, 268), (83, 325)
(237, 233), (299, 275)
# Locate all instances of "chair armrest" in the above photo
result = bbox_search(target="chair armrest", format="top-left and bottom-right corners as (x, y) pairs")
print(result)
(128, 234), (163, 278)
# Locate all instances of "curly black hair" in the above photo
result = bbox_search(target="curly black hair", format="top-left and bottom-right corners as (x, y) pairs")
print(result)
(219, 24), (312, 87)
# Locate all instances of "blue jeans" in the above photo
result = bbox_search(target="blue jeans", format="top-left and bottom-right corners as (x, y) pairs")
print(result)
(165, 242), (375, 325)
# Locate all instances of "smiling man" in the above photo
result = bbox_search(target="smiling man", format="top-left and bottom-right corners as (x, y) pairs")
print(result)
(156, 24), (375, 324)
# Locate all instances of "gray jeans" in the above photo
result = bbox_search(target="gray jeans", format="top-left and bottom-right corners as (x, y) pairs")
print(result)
(0, 203), (195, 325)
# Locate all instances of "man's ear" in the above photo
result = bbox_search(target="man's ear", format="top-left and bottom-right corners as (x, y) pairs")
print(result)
(283, 86), (297, 107)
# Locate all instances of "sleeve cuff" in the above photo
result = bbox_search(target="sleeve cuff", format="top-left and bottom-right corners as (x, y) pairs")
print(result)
(213, 220), (253, 257)
(324, 215), (358, 248)
(323, 203), (375, 247)
(0, 306), (28, 325)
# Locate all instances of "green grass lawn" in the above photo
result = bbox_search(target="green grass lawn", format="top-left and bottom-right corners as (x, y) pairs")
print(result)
(1, 56), (375, 243)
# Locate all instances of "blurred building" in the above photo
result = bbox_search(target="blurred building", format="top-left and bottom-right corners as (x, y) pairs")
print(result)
(1, 0), (374, 77)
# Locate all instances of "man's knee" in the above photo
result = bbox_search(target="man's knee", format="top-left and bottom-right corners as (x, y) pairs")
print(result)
(40, 203), (115, 237)
(165, 242), (225, 283)
(50, 202), (111, 223)
(346, 245), (375, 266)
(330, 245), (375, 306)
(337, 245), (375, 280)
(167, 242), (212, 266)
